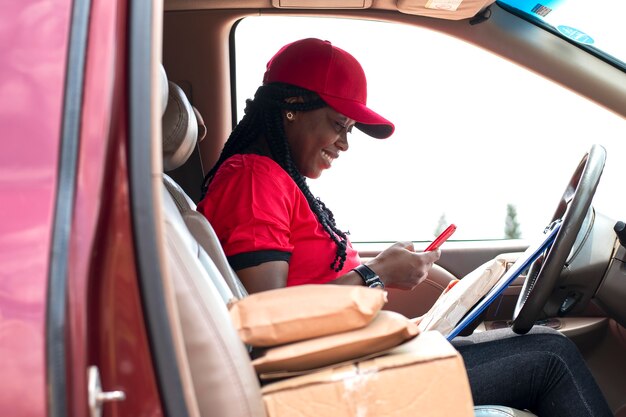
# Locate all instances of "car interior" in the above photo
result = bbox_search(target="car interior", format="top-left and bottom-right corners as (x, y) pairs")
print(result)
(127, 0), (626, 416)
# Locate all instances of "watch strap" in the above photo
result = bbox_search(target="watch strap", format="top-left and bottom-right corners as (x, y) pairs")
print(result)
(353, 264), (385, 288)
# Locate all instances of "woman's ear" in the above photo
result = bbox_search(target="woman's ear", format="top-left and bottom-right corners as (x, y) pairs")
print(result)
(284, 96), (304, 122)
(284, 96), (304, 104)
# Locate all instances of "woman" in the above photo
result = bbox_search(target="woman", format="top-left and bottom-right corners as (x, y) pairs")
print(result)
(198, 38), (612, 416)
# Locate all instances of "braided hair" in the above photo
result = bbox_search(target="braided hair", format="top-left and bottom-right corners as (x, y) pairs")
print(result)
(201, 83), (349, 272)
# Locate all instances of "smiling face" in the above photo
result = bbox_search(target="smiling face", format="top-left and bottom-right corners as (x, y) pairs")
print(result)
(283, 106), (355, 179)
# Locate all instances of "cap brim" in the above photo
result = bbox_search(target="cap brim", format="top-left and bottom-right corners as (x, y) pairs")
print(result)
(319, 94), (395, 139)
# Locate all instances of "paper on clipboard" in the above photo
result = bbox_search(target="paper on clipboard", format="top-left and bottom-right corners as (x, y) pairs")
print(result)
(417, 255), (512, 336)
(446, 221), (562, 340)
(417, 221), (562, 340)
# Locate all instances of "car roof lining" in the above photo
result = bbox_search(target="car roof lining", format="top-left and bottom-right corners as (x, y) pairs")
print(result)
(164, 0), (496, 21)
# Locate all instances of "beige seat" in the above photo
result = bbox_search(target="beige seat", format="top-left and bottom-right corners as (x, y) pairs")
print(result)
(157, 65), (537, 417)
(162, 186), (266, 417)
(158, 67), (264, 417)
(161, 72), (247, 300)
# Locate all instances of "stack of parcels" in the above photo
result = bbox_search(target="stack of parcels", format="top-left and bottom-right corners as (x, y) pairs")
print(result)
(228, 285), (475, 417)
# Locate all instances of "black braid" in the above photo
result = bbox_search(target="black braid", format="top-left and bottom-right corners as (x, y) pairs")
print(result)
(202, 83), (350, 272)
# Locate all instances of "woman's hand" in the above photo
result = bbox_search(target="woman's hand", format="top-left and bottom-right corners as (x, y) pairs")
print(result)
(365, 241), (440, 290)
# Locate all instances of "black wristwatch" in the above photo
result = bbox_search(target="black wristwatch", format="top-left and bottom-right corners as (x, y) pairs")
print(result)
(353, 264), (385, 289)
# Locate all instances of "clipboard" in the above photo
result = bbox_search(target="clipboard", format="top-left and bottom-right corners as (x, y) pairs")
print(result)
(446, 221), (562, 341)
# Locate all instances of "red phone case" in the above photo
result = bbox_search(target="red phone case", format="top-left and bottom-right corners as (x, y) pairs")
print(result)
(425, 224), (457, 251)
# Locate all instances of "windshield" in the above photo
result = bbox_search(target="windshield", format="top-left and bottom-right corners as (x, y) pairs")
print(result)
(498, 0), (626, 70)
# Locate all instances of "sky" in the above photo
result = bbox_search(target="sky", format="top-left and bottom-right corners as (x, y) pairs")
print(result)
(234, 15), (626, 244)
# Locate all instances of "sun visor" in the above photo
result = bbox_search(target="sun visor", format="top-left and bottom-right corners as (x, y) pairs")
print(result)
(397, 0), (495, 20)
(272, 0), (373, 8)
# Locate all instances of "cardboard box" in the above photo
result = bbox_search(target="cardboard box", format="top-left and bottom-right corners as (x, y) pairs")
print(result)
(261, 331), (474, 417)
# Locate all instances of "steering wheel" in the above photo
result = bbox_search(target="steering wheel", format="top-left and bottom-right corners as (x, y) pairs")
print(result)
(512, 144), (606, 334)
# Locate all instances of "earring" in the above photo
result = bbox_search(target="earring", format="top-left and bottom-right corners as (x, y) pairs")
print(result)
(286, 111), (295, 121)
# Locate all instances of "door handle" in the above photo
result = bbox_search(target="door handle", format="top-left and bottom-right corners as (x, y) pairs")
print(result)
(88, 366), (126, 417)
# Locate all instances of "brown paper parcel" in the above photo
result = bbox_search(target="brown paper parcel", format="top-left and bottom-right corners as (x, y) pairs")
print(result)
(417, 254), (518, 337)
(252, 310), (418, 373)
(261, 331), (474, 417)
(229, 284), (388, 347)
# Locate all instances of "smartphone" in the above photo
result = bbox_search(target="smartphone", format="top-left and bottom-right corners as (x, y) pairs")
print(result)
(425, 224), (457, 251)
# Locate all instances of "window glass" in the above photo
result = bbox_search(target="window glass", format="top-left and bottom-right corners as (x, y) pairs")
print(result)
(499, 0), (626, 69)
(234, 16), (626, 243)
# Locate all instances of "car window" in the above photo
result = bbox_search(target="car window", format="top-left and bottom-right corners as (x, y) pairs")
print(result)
(499, 0), (626, 69)
(234, 16), (626, 244)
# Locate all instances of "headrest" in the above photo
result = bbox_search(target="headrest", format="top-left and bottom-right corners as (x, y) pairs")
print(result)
(159, 65), (169, 116)
(162, 81), (206, 171)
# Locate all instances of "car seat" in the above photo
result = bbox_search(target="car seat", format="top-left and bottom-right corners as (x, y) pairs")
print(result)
(161, 70), (247, 300)
(157, 65), (537, 417)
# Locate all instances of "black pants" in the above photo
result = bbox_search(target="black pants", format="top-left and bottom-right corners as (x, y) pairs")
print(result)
(452, 327), (613, 417)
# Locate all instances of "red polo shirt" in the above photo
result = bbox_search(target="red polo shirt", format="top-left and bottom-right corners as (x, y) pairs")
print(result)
(197, 154), (361, 286)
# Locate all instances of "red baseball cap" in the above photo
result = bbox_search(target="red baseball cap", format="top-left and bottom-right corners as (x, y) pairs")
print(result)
(263, 38), (394, 139)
